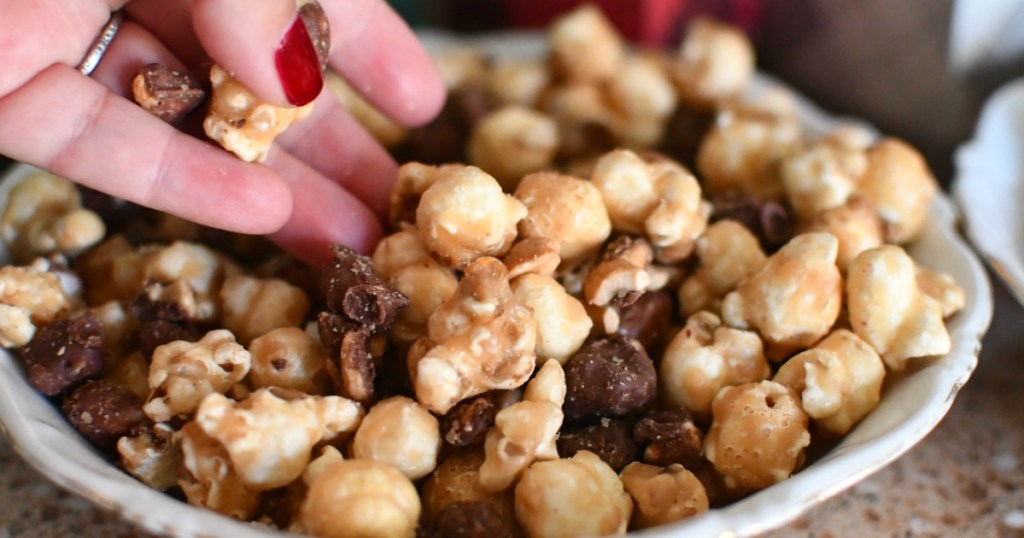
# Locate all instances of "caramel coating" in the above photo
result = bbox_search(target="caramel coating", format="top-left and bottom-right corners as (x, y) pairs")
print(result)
(0, 262), (72, 348)
(487, 59), (549, 108)
(220, 275), (310, 345)
(846, 245), (951, 370)
(916, 264), (966, 318)
(781, 143), (860, 223)
(857, 138), (938, 243)
(514, 171), (611, 271)
(511, 274), (592, 364)
(421, 448), (518, 531)
(117, 422), (181, 491)
(774, 329), (885, 435)
(248, 327), (329, 394)
(605, 55), (679, 149)
(803, 195), (884, 271)
(660, 311), (770, 421)
(548, 5), (625, 83)
(678, 220), (767, 317)
(722, 233), (843, 359)
(514, 451), (632, 538)
(204, 65), (313, 163)
(145, 241), (237, 323)
(703, 381), (810, 493)
(670, 18), (755, 108)
(179, 421), (261, 520)
(0, 172), (104, 262)
(409, 257), (537, 414)
(196, 388), (363, 490)
(468, 106), (559, 191)
(353, 396), (441, 480)
(415, 165), (528, 270)
(619, 462), (709, 529)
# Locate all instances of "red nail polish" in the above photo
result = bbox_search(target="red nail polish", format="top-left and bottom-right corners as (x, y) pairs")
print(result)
(275, 14), (323, 106)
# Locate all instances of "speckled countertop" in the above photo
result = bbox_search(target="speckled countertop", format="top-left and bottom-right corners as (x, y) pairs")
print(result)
(1, 275), (1022, 538)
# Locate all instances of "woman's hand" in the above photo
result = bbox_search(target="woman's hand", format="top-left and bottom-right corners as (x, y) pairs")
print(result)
(0, 0), (445, 265)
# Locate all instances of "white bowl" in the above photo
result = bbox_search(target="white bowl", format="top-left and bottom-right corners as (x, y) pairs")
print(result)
(0, 32), (994, 538)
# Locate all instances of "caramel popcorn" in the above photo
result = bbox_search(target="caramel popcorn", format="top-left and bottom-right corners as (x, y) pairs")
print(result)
(803, 195), (884, 271)
(248, 327), (329, 394)
(548, 5), (625, 82)
(0, 172), (105, 262)
(0, 262), (72, 348)
(511, 273), (592, 364)
(670, 17), (755, 108)
(179, 421), (261, 520)
(144, 241), (236, 323)
(352, 396), (440, 480)
(117, 421), (182, 491)
(487, 59), (550, 108)
(514, 171), (611, 270)
(857, 138), (938, 243)
(467, 106), (559, 190)
(620, 462), (709, 529)
(219, 274), (310, 345)
(781, 142), (860, 223)
(677, 220), (767, 317)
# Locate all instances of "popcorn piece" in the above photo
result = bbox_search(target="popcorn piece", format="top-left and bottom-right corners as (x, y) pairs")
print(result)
(511, 273), (592, 364)
(803, 195), (884, 271)
(422, 448), (519, 529)
(916, 264), (966, 318)
(131, 279), (199, 322)
(416, 165), (528, 269)
(435, 47), (489, 90)
(781, 142), (861, 223)
(670, 18), (755, 108)
(408, 257), (537, 414)
(0, 262), (72, 348)
(678, 220), (767, 317)
(514, 171), (611, 270)
(773, 329), (885, 435)
(220, 274), (310, 345)
(605, 55), (679, 149)
(709, 194), (793, 251)
(590, 150), (710, 262)
(299, 458), (421, 538)
(696, 110), (802, 201)
(117, 421), (182, 491)
(248, 327), (329, 394)
(857, 138), (938, 243)
(0, 172), (105, 262)
(537, 82), (615, 160)
(620, 462), (709, 529)
(479, 359), (565, 492)
(514, 451), (632, 538)
(372, 229), (458, 344)
(76, 236), (153, 305)
(659, 311), (769, 421)
(144, 241), (236, 323)
(467, 106), (559, 190)
(722, 233), (843, 359)
(563, 337), (656, 420)
(353, 396), (440, 480)
(144, 329), (251, 422)
(106, 350), (150, 400)
(703, 381), (810, 493)
(633, 409), (704, 468)
(557, 418), (638, 472)
(196, 388), (362, 490)
(62, 380), (146, 449)
(486, 59), (550, 107)
(132, 63), (206, 124)
(846, 245), (951, 370)
(179, 421), (261, 520)
(22, 311), (106, 396)
(204, 64), (314, 163)
(548, 5), (625, 82)
(391, 162), (452, 227)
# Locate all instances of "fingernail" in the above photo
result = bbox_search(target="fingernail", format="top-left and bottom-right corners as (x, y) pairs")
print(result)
(275, 1), (329, 106)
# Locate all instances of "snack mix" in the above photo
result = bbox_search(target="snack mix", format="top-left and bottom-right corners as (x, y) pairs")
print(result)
(1, 5), (965, 538)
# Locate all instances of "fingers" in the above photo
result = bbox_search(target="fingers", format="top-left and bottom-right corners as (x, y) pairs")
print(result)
(123, 0), (208, 67)
(0, 65), (293, 235)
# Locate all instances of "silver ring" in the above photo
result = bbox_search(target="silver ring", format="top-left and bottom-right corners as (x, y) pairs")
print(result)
(77, 11), (125, 76)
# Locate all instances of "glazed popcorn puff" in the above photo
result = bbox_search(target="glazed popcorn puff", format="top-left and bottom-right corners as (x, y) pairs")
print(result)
(0, 6), (967, 538)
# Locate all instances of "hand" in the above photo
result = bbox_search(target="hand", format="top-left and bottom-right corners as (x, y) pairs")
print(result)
(0, 0), (445, 265)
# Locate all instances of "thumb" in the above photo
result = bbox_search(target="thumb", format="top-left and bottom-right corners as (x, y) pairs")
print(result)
(192, 0), (328, 107)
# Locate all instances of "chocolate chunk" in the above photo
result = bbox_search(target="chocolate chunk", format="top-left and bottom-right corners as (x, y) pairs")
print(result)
(298, 1), (331, 69)
(131, 63), (206, 124)
(394, 86), (496, 167)
(710, 195), (794, 252)
(425, 501), (514, 538)
(563, 336), (656, 420)
(317, 311), (356, 352)
(441, 394), (497, 447)
(634, 409), (704, 468)
(62, 380), (146, 449)
(139, 319), (197, 361)
(130, 281), (190, 322)
(22, 312), (107, 396)
(321, 245), (408, 332)
(660, 104), (714, 169)
(616, 291), (674, 356)
(557, 418), (638, 471)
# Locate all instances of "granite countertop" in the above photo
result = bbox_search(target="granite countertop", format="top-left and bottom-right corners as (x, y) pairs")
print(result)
(1, 275), (1022, 538)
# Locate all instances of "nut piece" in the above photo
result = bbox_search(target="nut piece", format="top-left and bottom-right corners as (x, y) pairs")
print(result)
(144, 329), (252, 422)
(846, 245), (951, 370)
(132, 63), (206, 123)
(722, 233), (843, 359)
(803, 195), (884, 271)
(416, 165), (528, 270)
(774, 329), (885, 435)
(409, 257), (537, 414)
(353, 396), (441, 480)
(220, 274), (310, 345)
(179, 421), (261, 520)
(511, 273), (592, 364)
(633, 409), (703, 468)
(678, 220), (767, 317)
(441, 394), (497, 447)
(196, 388), (363, 490)
(557, 418), (638, 472)
(502, 237), (561, 279)
(1, 172), (105, 263)
(703, 380), (811, 493)
(670, 18), (755, 108)
(514, 172), (611, 271)
(204, 64), (313, 162)
(63, 379), (146, 449)
(117, 421), (182, 491)
(248, 327), (329, 394)
(857, 138), (937, 243)
(299, 458), (421, 538)
(616, 291), (674, 354)
(696, 110), (802, 201)
(22, 311), (106, 396)
(659, 311), (769, 421)
(563, 336), (656, 420)
(548, 5), (625, 83)
(514, 451), (633, 538)
(421, 448), (519, 529)
(479, 359), (565, 492)
(620, 462), (708, 529)
(322, 244), (409, 332)
(468, 106), (559, 190)
(0, 262), (72, 348)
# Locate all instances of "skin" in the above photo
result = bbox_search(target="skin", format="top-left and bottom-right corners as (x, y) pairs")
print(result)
(0, 0), (446, 265)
